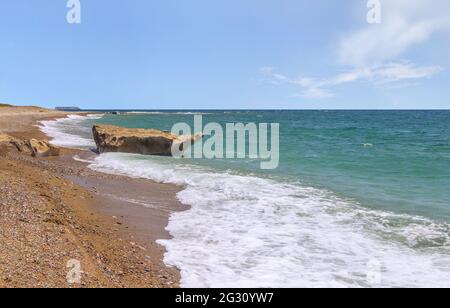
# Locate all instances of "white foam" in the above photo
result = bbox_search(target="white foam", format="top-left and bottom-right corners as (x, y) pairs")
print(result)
(73, 155), (96, 164)
(89, 153), (450, 288)
(39, 114), (103, 149)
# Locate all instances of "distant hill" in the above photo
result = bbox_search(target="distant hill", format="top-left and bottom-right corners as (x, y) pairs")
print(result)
(0, 103), (12, 107)
(55, 107), (81, 111)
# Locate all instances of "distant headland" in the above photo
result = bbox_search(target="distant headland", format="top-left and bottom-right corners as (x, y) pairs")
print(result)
(55, 107), (81, 111)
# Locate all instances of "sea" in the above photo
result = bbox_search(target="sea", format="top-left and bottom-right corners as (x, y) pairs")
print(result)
(40, 110), (450, 287)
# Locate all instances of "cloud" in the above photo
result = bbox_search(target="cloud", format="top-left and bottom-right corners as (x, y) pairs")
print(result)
(369, 62), (443, 84)
(262, 0), (449, 100)
(261, 62), (443, 99)
(339, 0), (450, 66)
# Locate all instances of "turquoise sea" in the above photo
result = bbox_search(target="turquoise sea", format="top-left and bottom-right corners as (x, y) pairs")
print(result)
(41, 110), (450, 287)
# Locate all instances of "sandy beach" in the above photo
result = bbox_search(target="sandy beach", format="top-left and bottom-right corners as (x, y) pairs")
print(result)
(0, 105), (182, 288)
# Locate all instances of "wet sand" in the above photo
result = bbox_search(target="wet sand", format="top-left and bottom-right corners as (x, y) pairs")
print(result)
(0, 105), (184, 288)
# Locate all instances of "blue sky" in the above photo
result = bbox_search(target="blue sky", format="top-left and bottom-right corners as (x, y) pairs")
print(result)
(1, 0), (450, 109)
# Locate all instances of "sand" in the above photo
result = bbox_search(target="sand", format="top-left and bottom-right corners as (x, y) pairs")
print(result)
(0, 106), (183, 288)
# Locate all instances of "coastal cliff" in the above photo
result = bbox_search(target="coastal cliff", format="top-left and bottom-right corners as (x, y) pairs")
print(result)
(92, 124), (202, 156)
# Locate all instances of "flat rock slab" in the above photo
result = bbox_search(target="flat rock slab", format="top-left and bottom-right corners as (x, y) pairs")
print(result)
(92, 124), (201, 156)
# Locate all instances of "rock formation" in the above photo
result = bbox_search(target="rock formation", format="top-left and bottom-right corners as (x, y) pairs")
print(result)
(28, 139), (60, 157)
(0, 134), (60, 157)
(92, 125), (202, 156)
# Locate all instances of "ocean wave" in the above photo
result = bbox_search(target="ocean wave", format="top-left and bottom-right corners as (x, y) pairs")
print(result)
(72, 155), (96, 164)
(88, 153), (450, 288)
(39, 114), (103, 149)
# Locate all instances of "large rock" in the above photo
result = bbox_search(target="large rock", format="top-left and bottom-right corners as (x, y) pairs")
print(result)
(0, 134), (59, 157)
(92, 125), (202, 156)
(9, 138), (34, 156)
(28, 139), (60, 157)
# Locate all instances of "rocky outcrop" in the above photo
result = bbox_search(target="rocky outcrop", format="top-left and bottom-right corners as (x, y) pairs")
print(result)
(8, 138), (34, 156)
(28, 139), (60, 157)
(0, 134), (59, 157)
(92, 125), (202, 156)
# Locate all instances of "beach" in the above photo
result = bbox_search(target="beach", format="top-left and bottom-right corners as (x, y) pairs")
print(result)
(2, 106), (450, 288)
(0, 106), (181, 288)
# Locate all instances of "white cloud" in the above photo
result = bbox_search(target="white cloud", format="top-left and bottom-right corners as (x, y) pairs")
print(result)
(262, 0), (449, 100)
(339, 0), (450, 66)
(370, 62), (443, 84)
(261, 62), (443, 99)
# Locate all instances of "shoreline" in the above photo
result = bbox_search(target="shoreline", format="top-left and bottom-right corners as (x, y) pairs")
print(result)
(3, 106), (450, 287)
(0, 106), (182, 287)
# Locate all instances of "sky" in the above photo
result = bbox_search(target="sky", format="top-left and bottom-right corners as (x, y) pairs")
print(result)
(1, 0), (450, 109)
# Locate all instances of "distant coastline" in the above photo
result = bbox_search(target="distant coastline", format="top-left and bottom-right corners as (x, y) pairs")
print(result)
(55, 107), (81, 112)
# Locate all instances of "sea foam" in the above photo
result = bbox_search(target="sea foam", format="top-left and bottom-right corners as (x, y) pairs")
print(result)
(89, 152), (450, 288)
(39, 114), (103, 149)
